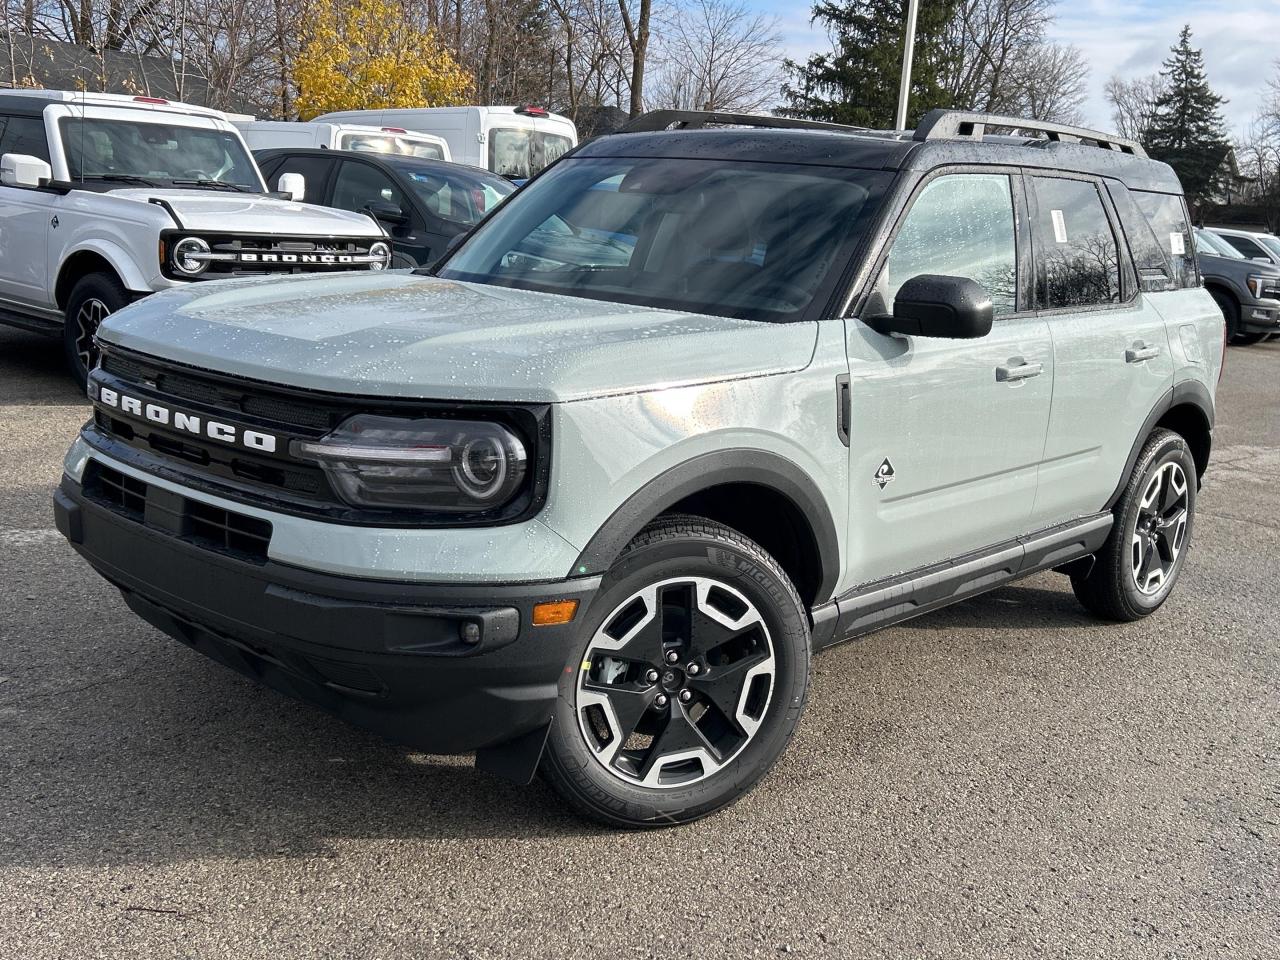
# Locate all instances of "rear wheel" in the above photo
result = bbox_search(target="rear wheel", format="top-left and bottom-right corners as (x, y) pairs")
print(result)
(63, 272), (128, 389)
(1072, 429), (1196, 621)
(540, 516), (811, 827)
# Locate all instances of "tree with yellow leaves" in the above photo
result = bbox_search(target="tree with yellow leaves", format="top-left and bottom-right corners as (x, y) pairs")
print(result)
(292, 0), (471, 119)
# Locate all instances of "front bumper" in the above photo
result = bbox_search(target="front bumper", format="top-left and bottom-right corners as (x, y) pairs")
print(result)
(53, 475), (600, 757)
(1240, 299), (1280, 333)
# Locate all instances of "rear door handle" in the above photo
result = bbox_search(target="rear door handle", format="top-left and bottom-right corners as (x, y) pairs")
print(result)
(995, 359), (1044, 382)
(1125, 342), (1161, 363)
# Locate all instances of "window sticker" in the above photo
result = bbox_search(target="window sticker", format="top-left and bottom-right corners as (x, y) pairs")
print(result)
(1170, 232), (1186, 256)
(1050, 209), (1068, 244)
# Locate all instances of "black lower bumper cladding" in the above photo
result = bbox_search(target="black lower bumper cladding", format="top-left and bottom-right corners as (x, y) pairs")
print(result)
(53, 475), (600, 774)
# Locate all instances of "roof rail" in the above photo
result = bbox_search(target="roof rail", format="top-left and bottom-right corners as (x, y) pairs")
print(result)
(618, 109), (871, 135)
(914, 109), (1146, 158)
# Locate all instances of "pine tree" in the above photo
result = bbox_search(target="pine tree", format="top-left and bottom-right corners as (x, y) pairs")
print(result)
(779, 0), (958, 129)
(1143, 25), (1232, 206)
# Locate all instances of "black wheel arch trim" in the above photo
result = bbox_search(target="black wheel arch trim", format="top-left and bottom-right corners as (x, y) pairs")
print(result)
(1104, 380), (1214, 510)
(570, 449), (841, 605)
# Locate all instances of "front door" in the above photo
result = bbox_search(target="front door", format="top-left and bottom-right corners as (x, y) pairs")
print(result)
(843, 170), (1054, 587)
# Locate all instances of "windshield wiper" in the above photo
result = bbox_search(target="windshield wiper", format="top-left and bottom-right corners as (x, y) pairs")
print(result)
(170, 179), (252, 192)
(78, 174), (160, 186)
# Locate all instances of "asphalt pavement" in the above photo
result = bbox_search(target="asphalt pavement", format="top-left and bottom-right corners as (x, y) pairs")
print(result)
(0, 325), (1276, 959)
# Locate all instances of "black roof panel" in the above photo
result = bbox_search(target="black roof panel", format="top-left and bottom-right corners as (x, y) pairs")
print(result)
(579, 125), (1183, 194)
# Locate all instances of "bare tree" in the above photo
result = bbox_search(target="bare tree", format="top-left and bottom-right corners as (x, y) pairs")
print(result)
(1105, 72), (1165, 141)
(1006, 42), (1087, 124)
(649, 0), (781, 112)
(618, 0), (651, 117)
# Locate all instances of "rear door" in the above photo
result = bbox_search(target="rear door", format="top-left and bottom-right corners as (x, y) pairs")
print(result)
(1028, 174), (1175, 524)
(844, 169), (1054, 585)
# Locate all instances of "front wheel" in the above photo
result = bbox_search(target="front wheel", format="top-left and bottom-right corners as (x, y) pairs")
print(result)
(540, 516), (811, 827)
(1072, 429), (1196, 621)
(63, 272), (128, 389)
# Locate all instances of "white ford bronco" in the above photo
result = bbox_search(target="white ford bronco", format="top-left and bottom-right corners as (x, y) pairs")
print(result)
(55, 110), (1224, 827)
(0, 91), (391, 384)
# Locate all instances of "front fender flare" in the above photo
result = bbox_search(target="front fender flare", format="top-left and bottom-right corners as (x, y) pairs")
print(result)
(57, 238), (154, 299)
(570, 448), (841, 603)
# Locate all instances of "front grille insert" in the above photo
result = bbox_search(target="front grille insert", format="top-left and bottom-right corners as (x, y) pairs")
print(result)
(83, 462), (272, 563)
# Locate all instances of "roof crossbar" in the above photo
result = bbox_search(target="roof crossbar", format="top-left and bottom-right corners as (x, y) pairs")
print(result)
(619, 110), (871, 135)
(914, 109), (1147, 158)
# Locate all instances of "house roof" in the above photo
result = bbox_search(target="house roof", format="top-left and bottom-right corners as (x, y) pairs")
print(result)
(0, 35), (254, 114)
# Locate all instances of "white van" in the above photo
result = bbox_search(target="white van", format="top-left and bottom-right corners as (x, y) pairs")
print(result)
(312, 106), (577, 178)
(233, 120), (451, 161)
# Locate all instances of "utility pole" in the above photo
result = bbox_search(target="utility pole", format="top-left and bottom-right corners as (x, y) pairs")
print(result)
(895, 0), (920, 131)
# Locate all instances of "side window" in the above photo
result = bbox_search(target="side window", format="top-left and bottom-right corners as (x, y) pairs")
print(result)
(1220, 234), (1268, 260)
(1106, 182), (1176, 293)
(265, 155), (334, 203)
(0, 114), (51, 162)
(1132, 191), (1196, 288)
(1029, 177), (1122, 309)
(333, 160), (406, 213)
(883, 173), (1018, 317)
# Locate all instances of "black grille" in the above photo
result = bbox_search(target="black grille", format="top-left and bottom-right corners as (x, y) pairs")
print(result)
(99, 353), (335, 431)
(83, 462), (272, 562)
(86, 462), (147, 518)
(187, 499), (273, 559)
(88, 346), (551, 528)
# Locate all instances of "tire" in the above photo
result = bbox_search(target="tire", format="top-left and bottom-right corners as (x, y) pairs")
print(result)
(63, 272), (128, 389)
(1072, 429), (1196, 622)
(540, 515), (811, 827)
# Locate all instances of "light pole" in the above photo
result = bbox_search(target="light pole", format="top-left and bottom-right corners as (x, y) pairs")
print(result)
(895, 0), (920, 131)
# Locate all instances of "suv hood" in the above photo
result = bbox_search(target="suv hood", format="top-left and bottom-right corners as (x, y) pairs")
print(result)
(97, 272), (818, 403)
(106, 188), (384, 236)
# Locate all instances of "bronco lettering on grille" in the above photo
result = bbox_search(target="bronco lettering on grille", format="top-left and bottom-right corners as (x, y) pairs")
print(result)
(97, 386), (278, 453)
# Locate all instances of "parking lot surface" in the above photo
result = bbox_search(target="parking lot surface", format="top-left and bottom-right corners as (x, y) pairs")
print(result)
(0, 326), (1276, 959)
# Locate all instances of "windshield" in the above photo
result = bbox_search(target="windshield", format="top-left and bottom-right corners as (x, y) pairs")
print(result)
(489, 127), (574, 178)
(439, 156), (889, 323)
(60, 117), (263, 190)
(338, 131), (445, 160)
(1195, 229), (1244, 259)
(387, 158), (513, 225)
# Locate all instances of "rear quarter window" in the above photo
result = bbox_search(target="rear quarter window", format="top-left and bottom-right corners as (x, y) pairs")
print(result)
(1132, 190), (1197, 288)
(1106, 182), (1177, 293)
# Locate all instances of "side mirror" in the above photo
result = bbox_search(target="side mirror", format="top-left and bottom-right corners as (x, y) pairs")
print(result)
(1253, 256), (1271, 263)
(277, 172), (305, 201)
(1, 153), (53, 189)
(867, 275), (994, 339)
(365, 200), (408, 224)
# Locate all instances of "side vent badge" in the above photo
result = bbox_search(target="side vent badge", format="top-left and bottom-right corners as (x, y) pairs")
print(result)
(874, 458), (896, 490)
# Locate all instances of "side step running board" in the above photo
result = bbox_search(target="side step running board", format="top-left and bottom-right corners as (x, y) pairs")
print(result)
(810, 512), (1113, 650)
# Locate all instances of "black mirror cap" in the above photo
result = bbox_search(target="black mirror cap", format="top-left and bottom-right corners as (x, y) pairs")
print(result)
(868, 274), (994, 339)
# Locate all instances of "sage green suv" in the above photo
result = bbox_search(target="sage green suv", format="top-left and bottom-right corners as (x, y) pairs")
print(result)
(55, 110), (1224, 827)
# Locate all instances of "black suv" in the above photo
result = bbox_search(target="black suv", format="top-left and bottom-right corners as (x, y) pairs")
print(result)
(255, 149), (515, 268)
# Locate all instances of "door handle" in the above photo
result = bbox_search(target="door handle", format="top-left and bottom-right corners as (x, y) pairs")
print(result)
(995, 358), (1044, 382)
(1125, 342), (1161, 363)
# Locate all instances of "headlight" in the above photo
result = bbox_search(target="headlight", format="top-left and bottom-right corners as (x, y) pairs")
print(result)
(292, 414), (528, 511)
(369, 240), (391, 270)
(172, 236), (210, 275)
(1247, 274), (1280, 300)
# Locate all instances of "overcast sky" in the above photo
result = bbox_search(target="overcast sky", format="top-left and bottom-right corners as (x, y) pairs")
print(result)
(754, 0), (1279, 136)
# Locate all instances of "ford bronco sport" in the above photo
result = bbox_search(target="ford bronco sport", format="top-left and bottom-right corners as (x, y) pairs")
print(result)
(54, 110), (1224, 827)
(0, 91), (391, 385)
